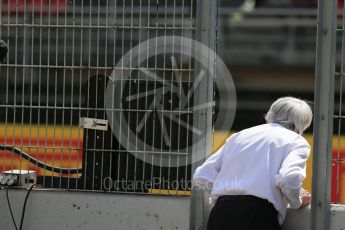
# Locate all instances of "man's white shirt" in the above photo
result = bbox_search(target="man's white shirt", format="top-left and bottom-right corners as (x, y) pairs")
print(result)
(193, 123), (310, 224)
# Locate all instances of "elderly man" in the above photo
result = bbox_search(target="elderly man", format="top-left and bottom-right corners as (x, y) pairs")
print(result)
(193, 97), (313, 230)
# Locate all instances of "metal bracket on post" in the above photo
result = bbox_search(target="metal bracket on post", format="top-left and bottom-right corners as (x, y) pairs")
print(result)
(190, 0), (217, 229)
(311, 0), (337, 229)
(79, 117), (108, 131)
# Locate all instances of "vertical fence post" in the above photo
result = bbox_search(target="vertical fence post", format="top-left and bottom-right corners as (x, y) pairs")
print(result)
(311, 0), (337, 229)
(190, 0), (217, 229)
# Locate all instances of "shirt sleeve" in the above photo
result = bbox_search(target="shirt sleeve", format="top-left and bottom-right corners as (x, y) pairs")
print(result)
(192, 144), (225, 193)
(275, 137), (310, 209)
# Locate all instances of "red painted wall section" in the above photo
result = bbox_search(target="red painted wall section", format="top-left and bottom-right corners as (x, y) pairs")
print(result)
(1, 0), (67, 15)
(331, 149), (345, 203)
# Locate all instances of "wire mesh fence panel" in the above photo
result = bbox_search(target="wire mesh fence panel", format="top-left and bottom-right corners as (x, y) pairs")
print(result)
(0, 0), (198, 195)
(334, 2), (345, 204)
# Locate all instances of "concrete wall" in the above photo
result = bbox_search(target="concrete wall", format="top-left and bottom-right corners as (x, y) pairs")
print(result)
(0, 189), (344, 230)
(282, 204), (345, 230)
(0, 189), (190, 230)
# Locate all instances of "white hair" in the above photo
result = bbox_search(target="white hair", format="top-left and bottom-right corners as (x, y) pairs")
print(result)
(265, 97), (313, 134)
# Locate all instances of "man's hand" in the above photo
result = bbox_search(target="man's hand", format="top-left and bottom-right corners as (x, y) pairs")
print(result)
(299, 188), (311, 208)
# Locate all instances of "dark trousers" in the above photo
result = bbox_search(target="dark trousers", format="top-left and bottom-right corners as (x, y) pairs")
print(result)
(207, 195), (281, 230)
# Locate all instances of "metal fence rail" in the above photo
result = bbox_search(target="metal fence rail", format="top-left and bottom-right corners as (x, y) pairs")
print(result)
(0, 0), (196, 195)
(311, 0), (344, 229)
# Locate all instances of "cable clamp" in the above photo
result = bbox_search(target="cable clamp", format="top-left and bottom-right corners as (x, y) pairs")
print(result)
(79, 117), (108, 131)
